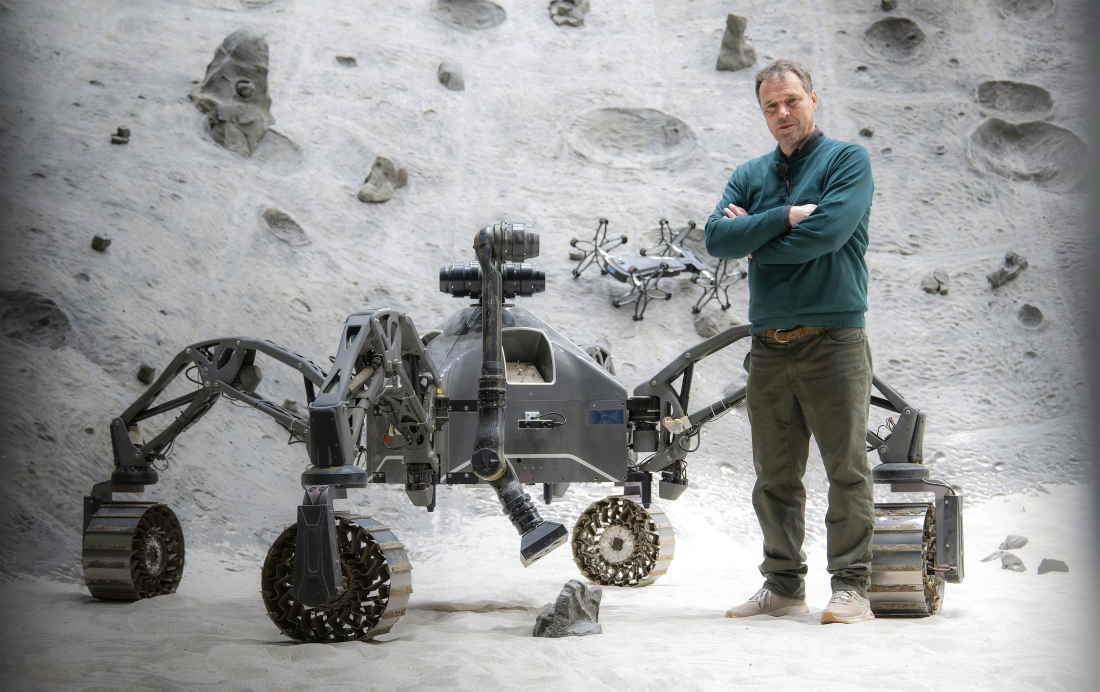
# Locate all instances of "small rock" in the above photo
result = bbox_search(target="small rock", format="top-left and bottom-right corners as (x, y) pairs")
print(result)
(882, 0), (897, 10)
(357, 156), (408, 203)
(110, 126), (130, 144)
(75, 272), (90, 282)
(859, 125), (875, 137)
(981, 550), (1006, 562)
(1001, 553), (1026, 572)
(987, 250), (1028, 288)
(1037, 558), (1069, 574)
(999, 534), (1028, 550)
(282, 399), (299, 415)
(335, 56), (357, 67)
(716, 13), (756, 72)
(568, 249), (585, 261)
(91, 235), (112, 252)
(533, 579), (602, 638)
(137, 364), (156, 385)
(921, 269), (949, 295)
(549, 0), (589, 26)
(437, 62), (465, 91)
(935, 144), (946, 155)
(84, 427), (95, 435)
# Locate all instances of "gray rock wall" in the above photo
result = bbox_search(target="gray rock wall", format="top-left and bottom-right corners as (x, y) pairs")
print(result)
(0, 0), (1091, 579)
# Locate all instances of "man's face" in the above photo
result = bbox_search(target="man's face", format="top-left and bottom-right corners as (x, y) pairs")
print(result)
(758, 73), (818, 151)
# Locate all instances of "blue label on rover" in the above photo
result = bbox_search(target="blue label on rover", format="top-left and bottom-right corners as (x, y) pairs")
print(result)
(586, 409), (624, 425)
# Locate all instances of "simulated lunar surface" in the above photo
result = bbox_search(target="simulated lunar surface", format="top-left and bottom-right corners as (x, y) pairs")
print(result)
(0, 0), (1094, 690)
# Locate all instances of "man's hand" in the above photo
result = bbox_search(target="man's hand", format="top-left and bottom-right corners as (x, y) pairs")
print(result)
(789, 204), (817, 225)
(723, 203), (749, 218)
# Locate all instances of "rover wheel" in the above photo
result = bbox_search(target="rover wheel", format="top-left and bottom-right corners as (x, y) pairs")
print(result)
(868, 502), (945, 617)
(571, 496), (674, 587)
(82, 502), (185, 600)
(261, 515), (412, 642)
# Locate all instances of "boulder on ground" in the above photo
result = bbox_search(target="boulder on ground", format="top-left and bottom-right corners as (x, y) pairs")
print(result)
(716, 14), (756, 72)
(1001, 553), (1026, 572)
(358, 156), (408, 203)
(533, 579), (602, 638)
(1037, 559), (1069, 574)
(999, 534), (1028, 550)
(189, 29), (274, 157)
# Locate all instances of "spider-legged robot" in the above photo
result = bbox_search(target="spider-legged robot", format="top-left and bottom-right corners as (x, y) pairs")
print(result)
(570, 219), (747, 319)
(82, 223), (964, 643)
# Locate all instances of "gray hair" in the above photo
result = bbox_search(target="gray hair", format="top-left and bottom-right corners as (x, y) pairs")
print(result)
(754, 59), (813, 102)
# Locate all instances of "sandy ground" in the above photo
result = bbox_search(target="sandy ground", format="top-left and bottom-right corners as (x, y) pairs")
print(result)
(1, 484), (1094, 691)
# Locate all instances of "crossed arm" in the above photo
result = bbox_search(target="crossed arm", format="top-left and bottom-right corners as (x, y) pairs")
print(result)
(703, 146), (873, 265)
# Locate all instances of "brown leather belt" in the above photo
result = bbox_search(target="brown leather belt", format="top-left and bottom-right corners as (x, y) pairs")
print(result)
(761, 326), (831, 343)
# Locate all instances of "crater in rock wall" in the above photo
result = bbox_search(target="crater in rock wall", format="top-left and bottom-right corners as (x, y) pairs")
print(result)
(968, 119), (1087, 192)
(977, 81), (1053, 121)
(432, 0), (505, 30)
(864, 17), (926, 62)
(992, 0), (1054, 17)
(0, 290), (74, 349)
(568, 108), (697, 168)
(1018, 303), (1043, 328)
(262, 209), (310, 246)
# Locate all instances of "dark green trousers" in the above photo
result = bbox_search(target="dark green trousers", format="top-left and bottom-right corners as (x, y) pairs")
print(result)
(745, 327), (875, 599)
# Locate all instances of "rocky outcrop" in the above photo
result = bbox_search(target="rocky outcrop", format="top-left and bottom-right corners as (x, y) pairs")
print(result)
(921, 269), (949, 295)
(189, 29), (274, 157)
(438, 62), (465, 91)
(357, 157), (408, 203)
(716, 14), (756, 72)
(549, 0), (589, 26)
(987, 250), (1028, 288)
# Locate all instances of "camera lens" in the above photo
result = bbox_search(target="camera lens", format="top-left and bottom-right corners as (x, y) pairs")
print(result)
(501, 262), (545, 298)
(438, 261), (545, 299)
(497, 222), (540, 262)
(439, 261), (482, 299)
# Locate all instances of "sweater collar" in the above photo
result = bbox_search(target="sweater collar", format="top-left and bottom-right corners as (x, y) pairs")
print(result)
(775, 127), (824, 161)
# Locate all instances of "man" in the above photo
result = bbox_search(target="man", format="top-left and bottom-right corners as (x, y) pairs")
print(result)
(704, 59), (876, 625)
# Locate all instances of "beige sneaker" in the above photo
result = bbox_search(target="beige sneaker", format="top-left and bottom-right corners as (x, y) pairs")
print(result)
(725, 588), (810, 618)
(820, 589), (875, 624)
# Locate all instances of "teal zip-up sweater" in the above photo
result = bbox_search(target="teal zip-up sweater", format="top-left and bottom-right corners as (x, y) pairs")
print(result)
(704, 134), (873, 334)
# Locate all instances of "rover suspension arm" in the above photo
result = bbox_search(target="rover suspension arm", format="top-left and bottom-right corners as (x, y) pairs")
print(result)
(632, 324), (753, 474)
(105, 337), (326, 487)
(631, 326), (932, 479)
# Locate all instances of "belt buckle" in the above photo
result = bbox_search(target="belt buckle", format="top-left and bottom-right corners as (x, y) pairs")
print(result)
(774, 328), (796, 344)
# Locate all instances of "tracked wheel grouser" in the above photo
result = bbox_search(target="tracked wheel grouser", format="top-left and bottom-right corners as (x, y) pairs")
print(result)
(81, 502), (185, 600)
(869, 502), (944, 617)
(572, 496), (675, 587)
(260, 514), (412, 642)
